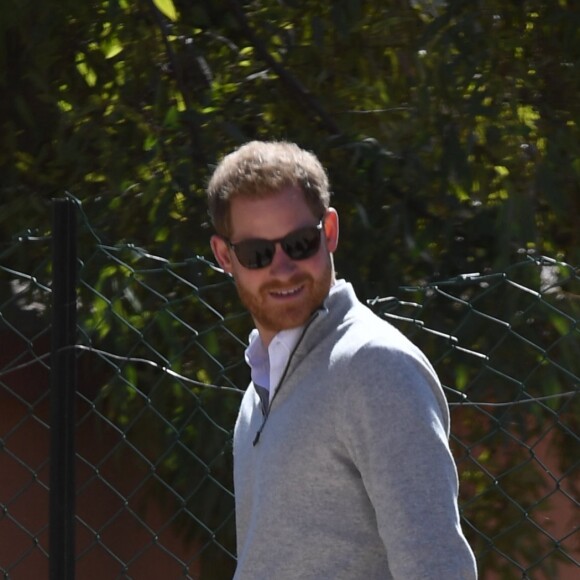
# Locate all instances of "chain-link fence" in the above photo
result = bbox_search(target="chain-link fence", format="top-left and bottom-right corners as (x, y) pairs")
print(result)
(1, 198), (578, 579)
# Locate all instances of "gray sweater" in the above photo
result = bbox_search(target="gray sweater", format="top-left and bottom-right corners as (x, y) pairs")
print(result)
(233, 282), (477, 579)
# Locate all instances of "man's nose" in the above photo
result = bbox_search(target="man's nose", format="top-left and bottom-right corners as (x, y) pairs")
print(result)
(269, 243), (296, 276)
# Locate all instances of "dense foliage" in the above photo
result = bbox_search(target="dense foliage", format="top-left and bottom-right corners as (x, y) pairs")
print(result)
(2, 0), (578, 288)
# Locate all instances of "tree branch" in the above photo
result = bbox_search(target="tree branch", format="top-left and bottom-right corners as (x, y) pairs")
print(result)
(143, 0), (206, 165)
(227, 0), (342, 137)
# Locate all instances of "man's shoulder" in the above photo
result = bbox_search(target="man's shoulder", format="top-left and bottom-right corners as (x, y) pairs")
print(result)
(317, 281), (429, 367)
(339, 298), (410, 349)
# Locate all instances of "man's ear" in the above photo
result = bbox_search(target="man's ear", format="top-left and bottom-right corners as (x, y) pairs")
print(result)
(324, 208), (339, 253)
(210, 235), (234, 274)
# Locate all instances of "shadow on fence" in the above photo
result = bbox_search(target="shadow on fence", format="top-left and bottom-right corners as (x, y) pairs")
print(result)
(1, 198), (578, 579)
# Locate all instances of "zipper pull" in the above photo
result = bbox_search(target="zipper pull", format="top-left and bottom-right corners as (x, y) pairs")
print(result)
(253, 411), (269, 446)
(253, 424), (264, 446)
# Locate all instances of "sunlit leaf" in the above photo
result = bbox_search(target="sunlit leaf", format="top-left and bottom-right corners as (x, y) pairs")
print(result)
(103, 37), (123, 59)
(75, 53), (97, 87)
(152, 0), (178, 21)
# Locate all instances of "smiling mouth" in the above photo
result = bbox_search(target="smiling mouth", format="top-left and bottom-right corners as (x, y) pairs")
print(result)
(269, 284), (305, 298)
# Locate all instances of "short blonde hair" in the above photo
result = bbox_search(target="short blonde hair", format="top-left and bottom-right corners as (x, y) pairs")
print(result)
(207, 141), (331, 236)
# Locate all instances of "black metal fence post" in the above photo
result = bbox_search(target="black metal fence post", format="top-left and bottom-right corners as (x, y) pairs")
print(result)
(49, 198), (77, 580)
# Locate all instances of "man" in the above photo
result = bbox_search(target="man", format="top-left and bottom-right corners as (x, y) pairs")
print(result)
(207, 141), (477, 579)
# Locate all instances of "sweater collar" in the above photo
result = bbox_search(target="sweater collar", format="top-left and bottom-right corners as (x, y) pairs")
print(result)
(291, 279), (359, 359)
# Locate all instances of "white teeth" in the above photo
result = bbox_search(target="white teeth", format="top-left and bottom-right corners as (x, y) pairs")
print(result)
(272, 285), (302, 296)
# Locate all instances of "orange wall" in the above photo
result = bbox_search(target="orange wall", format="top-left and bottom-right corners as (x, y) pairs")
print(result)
(0, 333), (204, 579)
(0, 391), (204, 579)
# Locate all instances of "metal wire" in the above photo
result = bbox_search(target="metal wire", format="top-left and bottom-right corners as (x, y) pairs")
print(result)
(1, 204), (578, 579)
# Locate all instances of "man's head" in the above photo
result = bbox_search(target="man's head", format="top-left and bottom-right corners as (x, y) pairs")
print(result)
(207, 141), (339, 346)
(207, 140), (331, 238)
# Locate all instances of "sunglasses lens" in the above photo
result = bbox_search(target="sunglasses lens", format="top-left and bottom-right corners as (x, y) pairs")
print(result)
(235, 240), (275, 269)
(282, 226), (321, 260)
(230, 222), (323, 269)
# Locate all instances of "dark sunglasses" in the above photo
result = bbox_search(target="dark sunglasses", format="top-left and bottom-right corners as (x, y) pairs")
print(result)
(225, 220), (324, 269)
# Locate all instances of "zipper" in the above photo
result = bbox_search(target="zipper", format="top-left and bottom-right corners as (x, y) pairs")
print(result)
(252, 309), (322, 446)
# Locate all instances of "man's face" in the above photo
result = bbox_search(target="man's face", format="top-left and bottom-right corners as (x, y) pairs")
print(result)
(211, 186), (339, 346)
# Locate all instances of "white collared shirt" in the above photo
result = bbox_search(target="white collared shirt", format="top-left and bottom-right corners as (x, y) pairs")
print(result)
(245, 326), (304, 403)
